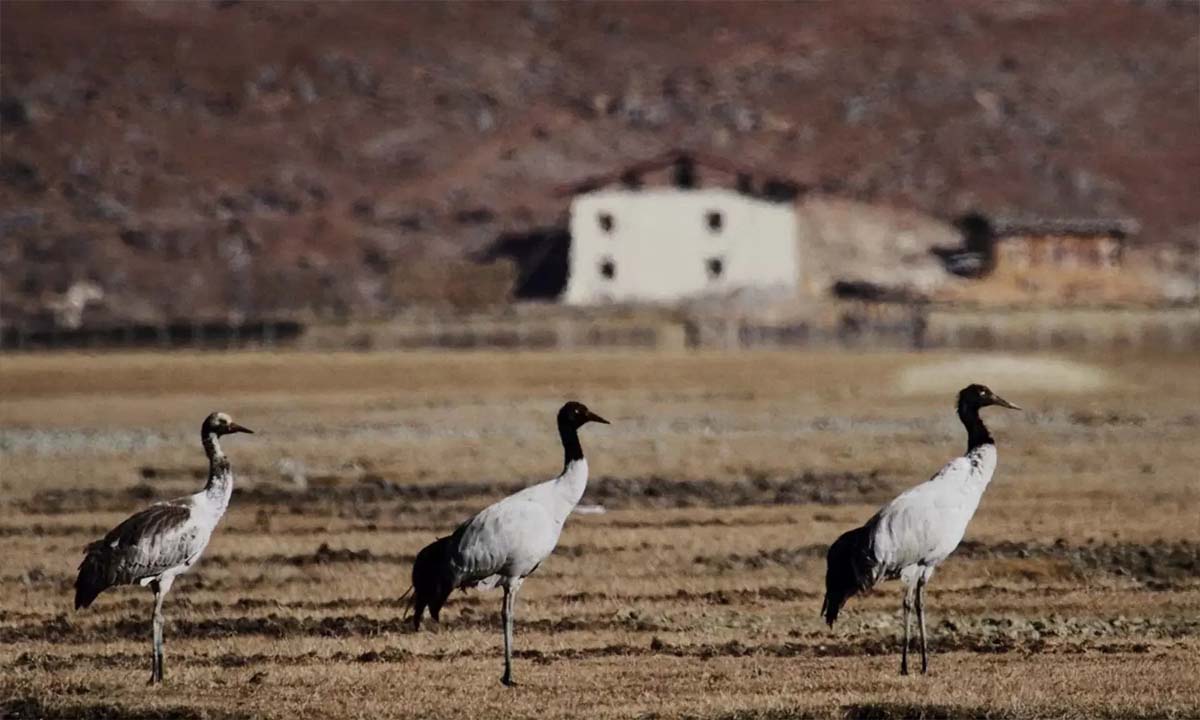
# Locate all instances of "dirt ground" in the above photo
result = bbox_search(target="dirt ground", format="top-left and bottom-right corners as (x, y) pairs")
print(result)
(1, 349), (1198, 719)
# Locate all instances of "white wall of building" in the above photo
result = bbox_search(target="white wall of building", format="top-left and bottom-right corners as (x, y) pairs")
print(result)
(563, 188), (799, 305)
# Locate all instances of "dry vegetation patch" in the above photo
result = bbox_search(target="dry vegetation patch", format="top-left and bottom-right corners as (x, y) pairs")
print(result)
(1, 349), (1198, 718)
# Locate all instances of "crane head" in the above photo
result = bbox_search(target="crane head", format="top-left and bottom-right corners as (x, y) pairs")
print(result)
(958, 384), (1021, 411)
(558, 401), (609, 429)
(202, 411), (256, 437)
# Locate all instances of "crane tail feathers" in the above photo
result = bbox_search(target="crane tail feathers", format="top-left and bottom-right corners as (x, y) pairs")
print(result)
(399, 585), (416, 623)
(409, 535), (456, 631)
(822, 523), (877, 626)
(74, 543), (115, 610)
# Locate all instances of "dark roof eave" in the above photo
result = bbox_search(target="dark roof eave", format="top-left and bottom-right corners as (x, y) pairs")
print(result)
(992, 217), (1142, 239)
(554, 148), (807, 198)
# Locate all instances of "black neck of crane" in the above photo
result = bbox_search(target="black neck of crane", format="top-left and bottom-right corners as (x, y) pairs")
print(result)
(957, 400), (994, 452)
(201, 431), (230, 490)
(558, 419), (584, 471)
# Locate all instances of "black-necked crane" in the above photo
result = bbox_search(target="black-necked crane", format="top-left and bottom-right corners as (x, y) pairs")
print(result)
(822, 384), (1020, 675)
(74, 412), (253, 684)
(407, 401), (608, 687)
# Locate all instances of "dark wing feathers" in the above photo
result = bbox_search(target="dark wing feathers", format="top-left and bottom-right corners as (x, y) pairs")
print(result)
(74, 503), (195, 609)
(407, 535), (458, 630)
(821, 519), (880, 626)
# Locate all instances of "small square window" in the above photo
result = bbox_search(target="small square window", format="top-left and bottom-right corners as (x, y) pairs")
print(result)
(706, 256), (724, 280)
(599, 257), (616, 280)
(598, 212), (615, 233)
(706, 211), (723, 232)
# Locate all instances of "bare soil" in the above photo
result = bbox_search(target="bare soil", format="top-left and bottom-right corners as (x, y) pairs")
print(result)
(1, 349), (1198, 718)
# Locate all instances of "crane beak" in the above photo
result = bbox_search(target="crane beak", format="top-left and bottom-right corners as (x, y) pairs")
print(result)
(228, 422), (255, 434)
(585, 411), (610, 425)
(992, 396), (1021, 411)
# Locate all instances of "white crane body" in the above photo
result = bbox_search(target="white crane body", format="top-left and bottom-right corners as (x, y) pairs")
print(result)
(116, 478), (232, 592)
(451, 458), (588, 590)
(869, 444), (996, 586)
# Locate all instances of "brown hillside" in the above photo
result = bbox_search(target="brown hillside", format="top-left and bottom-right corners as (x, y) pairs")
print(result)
(2, 0), (1197, 324)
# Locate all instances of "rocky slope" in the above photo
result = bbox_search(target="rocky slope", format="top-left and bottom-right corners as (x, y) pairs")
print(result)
(2, 1), (1196, 326)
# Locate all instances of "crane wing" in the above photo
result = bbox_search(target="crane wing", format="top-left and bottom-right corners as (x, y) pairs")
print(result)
(449, 492), (556, 587)
(75, 503), (200, 607)
(872, 456), (975, 573)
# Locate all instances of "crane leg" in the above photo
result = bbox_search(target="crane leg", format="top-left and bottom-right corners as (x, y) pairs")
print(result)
(148, 577), (173, 685)
(916, 575), (929, 675)
(500, 582), (518, 687)
(900, 584), (915, 676)
(149, 582), (164, 685)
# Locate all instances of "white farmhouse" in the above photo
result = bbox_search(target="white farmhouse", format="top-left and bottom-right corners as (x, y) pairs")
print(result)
(565, 187), (799, 304)
(559, 151), (803, 306)
(481, 151), (806, 305)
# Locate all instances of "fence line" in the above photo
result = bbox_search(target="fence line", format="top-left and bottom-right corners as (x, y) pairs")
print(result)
(2, 306), (1197, 353)
(0, 320), (304, 352)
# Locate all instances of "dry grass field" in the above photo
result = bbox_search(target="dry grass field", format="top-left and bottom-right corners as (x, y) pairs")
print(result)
(1, 349), (1198, 719)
